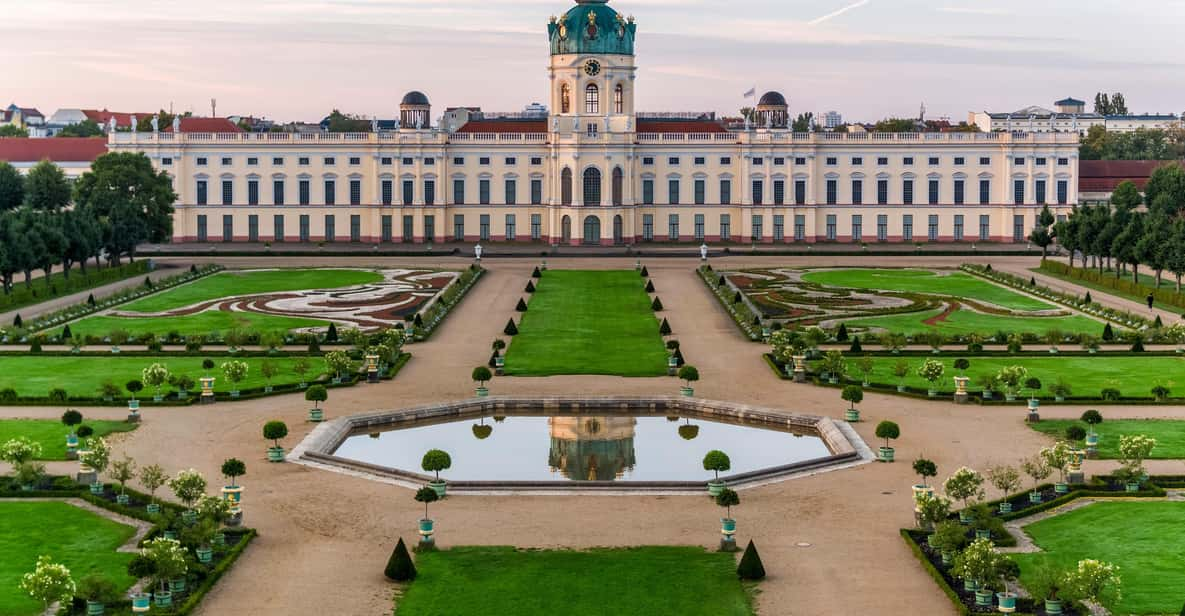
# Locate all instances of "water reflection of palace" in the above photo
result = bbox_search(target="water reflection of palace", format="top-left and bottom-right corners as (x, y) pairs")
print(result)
(548, 416), (637, 481)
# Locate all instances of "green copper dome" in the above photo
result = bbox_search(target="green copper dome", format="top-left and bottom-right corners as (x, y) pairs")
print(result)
(548, 0), (636, 56)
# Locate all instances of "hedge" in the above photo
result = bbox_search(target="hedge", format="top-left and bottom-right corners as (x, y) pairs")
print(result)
(410, 266), (484, 341)
(964, 263), (1152, 329)
(1040, 260), (1185, 310)
(698, 267), (762, 341)
(0, 261), (152, 314)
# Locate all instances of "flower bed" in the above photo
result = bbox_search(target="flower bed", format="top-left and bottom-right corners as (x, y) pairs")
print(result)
(961, 264), (1151, 330)
(698, 266), (762, 341)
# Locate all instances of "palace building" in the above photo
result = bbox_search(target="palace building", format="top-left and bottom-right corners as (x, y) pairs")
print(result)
(106, 0), (1079, 246)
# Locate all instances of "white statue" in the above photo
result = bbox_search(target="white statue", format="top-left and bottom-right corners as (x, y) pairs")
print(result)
(393, 118), (400, 130)
(474, 243), (483, 260)
(700, 243), (708, 260)
(573, 116), (580, 131)
(626, 117), (632, 130)
(130, 115), (138, 131)
(371, 118), (378, 133)
(108, 117), (117, 133)
(151, 116), (159, 132)
(172, 116), (181, 133)
(743, 114), (750, 131)
(553, 117), (560, 132)
(604, 115), (610, 132)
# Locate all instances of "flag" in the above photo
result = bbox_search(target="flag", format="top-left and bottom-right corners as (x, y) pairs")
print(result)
(742, 87), (756, 99)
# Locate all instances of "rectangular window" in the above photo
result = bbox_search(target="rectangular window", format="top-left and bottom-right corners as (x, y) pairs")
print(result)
(531, 213), (541, 240)
(852, 157), (863, 166)
(773, 180), (784, 205)
(402, 181), (414, 205)
(752, 180), (764, 205)
(162, 158), (172, 166)
(953, 179), (965, 205)
(381, 180), (393, 205)
(402, 215), (414, 242)
(382, 157), (392, 165)
(505, 214), (517, 241)
(247, 157), (258, 166)
(928, 179), (939, 205)
(954, 157), (965, 166)
(479, 179), (490, 205)
(825, 214), (837, 241)
(902, 180), (914, 205)
(196, 157), (207, 166)
(642, 157), (654, 166)
(1013, 214), (1025, 242)
(720, 214), (731, 241)
(324, 157), (335, 166)
(928, 214), (939, 241)
(1035, 157), (1046, 166)
(773, 214), (784, 242)
(273, 214), (284, 242)
(453, 214), (465, 241)
(694, 213), (705, 241)
(324, 180), (336, 205)
(299, 215), (310, 242)
(903, 157), (914, 166)
(350, 179), (361, 205)
(531, 179), (542, 205)
(350, 215), (361, 242)
(720, 180), (731, 205)
(877, 179), (888, 205)
(979, 179), (990, 204)
(247, 180), (259, 205)
(851, 179), (863, 205)
(221, 157), (232, 166)
(381, 215), (392, 242)
(825, 157), (837, 166)
(851, 214), (862, 242)
(877, 157), (888, 166)
(479, 214), (490, 241)
(928, 157), (939, 166)
(424, 180), (435, 205)
(248, 215), (259, 242)
(402, 157), (413, 166)
(795, 180), (806, 205)
(505, 179), (517, 205)
(979, 214), (990, 241)
(299, 180), (311, 205)
(1057, 180), (1068, 205)
(424, 215), (435, 242)
(298, 157), (309, 166)
(222, 214), (233, 242)
(221, 180), (233, 205)
(786, 215), (801, 243)
(772, 157), (783, 166)
(1013, 180), (1025, 205)
(453, 157), (465, 166)
(668, 214), (680, 241)
(1014, 157), (1025, 166)
(794, 157), (806, 165)
(642, 179), (654, 205)
(273, 180), (285, 205)
(694, 157), (705, 166)
(751, 215), (763, 242)
(668, 179), (680, 205)
(1057, 157), (1069, 166)
(668, 157), (680, 165)
(531, 157), (543, 166)
(1035, 180), (1046, 204)
(753, 158), (764, 166)
(505, 157), (516, 165)
(979, 157), (990, 165)
(196, 180), (208, 205)
(324, 214), (336, 242)
(903, 214), (913, 241)
(453, 179), (465, 205)
(877, 214), (887, 242)
(954, 214), (964, 241)
(479, 157), (490, 166)
(721, 157), (732, 165)
(347, 157), (360, 166)
(196, 215), (207, 241)
(695, 179), (706, 205)
(825, 179), (837, 205)
(642, 214), (654, 241)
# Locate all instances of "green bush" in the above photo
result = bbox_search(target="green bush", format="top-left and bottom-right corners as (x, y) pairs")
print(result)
(516, 298), (528, 312)
(651, 296), (663, 311)
(659, 318), (672, 336)
(645, 279), (655, 293)
(262, 420), (288, 447)
(421, 449), (452, 481)
(532, 266), (541, 278)
(504, 319), (518, 336)
(384, 537), (417, 581)
(702, 450), (730, 480)
(1065, 425), (1087, 441)
(736, 540), (766, 580)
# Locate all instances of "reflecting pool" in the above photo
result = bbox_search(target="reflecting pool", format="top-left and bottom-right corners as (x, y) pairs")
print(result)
(332, 414), (831, 482)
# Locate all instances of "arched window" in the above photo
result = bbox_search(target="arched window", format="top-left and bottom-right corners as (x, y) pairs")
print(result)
(561, 215), (572, 242)
(611, 167), (623, 205)
(585, 84), (599, 114)
(560, 84), (571, 114)
(614, 84), (624, 114)
(583, 167), (601, 206)
(561, 168), (573, 205)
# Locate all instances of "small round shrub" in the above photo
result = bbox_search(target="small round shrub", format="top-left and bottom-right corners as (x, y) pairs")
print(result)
(1064, 425), (1087, 441)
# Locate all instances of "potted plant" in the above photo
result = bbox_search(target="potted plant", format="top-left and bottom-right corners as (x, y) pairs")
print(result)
(996, 365), (1026, 402)
(1020, 455), (1052, 503)
(1044, 329), (1062, 353)
(109, 329), (129, 353)
(305, 384), (328, 422)
(874, 420), (899, 462)
(917, 359), (944, 397)
(702, 449), (730, 496)
(1064, 559), (1122, 611)
(1079, 334), (1100, 354)
(943, 467), (985, 523)
(928, 520), (967, 567)
(1152, 383), (1171, 402)
(1030, 564), (1068, 615)
(140, 464), (168, 515)
(110, 455), (136, 505)
(1051, 377), (1072, 402)
(168, 468), (207, 525)
(951, 538), (1005, 605)
(715, 487), (740, 551)
(985, 464), (1021, 514)
(13, 460), (45, 492)
(292, 357), (311, 389)
(18, 556), (75, 615)
(841, 385), (863, 422)
(1041, 441), (1073, 494)
(77, 573), (118, 615)
(174, 374), (195, 400)
(1082, 409), (1103, 457)
(995, 559), (1021, 613)
(142, 363), (170, 402)
(886, 332), (907, 355)
(99, 381), (120, 403)
(911, 458), (937, 502)
(62, 409), (83, 459)
(821, 350), (846, 384)
(422, 449), (452, 497)
(263, 420), (288, 462)
(125, 380), (143, 420)
(192, 495), (230, 562)
(220, 457), (246, 524)
(857, 354), (874, 387)
(472, 366), (492, 397)
(79, 438), (111, 495)
(260, 359), (279, 393)
(220, 360), (249, 398)
(678, 365), (699, 396)
(1117, 434), (1156, 491)
(975, 373), (997, 400)
(139, 537), (186, 607)
(915, 492), (950, 532)
(324, 350), (352, 384)
(1024, 376), (1043, 420)
(893, 359), (910, 392)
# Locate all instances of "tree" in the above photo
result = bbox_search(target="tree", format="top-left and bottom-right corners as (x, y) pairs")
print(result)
(384, 537), (417, 581)
(791, 112), (814, 132)
(0, 124), (29, 137)
(1110, 92), (1129, 115)
(23, 160), (72, 211)
(62, 207), (101, 276)
(715, 487), (740, 520)
(56, 119), (104, 138)
(168, 468), (208, 510)
(324, 109), (371, 132)
(305, 384), (328, 408)
(139, 464), (168, 506)
(19, 555), (75, 613)
(875, 420), (900, 450)
(110, 455), (136, 497)
(912, 458), (938, 487)
(421, 449), (452, 482)
(841, 385), (863, 411)
(414, 486), (439, 520)
(0, 161), (23, 211)
(1144, 162), (1185, 218)
(263, 420), (288, 448)
(1029, 205), (1056, 258)
(221, 458), (246, 487)
(73, 151), (177, 245)
(702, 450), (731, 481)
(873, 118), (917, 133)
(737, 540), (766, 580)
(678, 364), (699, 388)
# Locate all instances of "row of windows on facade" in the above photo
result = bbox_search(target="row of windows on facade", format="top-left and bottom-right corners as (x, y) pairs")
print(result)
(558, 83), (625, 115)
(194, 175), (1071, 207)
(168, 156), (549, 168)
(193, 211), (1058, 245)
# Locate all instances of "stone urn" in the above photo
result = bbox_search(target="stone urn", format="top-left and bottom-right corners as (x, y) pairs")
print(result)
(953, 376), (970, 404)
(719, 517), (737, 551)
(365, 354), (380, 383)
(199, 376), (216, 404)
(419, 518), (435, 546)
(791, 355), (807, 383)
(1026, 398), (1040, 423)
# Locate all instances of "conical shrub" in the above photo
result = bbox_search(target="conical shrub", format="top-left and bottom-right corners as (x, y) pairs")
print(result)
(504, 319), (519, 336)
(659, 318), (671, 335)
(737, 540), (766, 580)
(640, 266), (649, 277)
(645, 280), (655, 293)
(651, 297), (663, 311)
(516, 298), (528, 312)
(384, 537), (417, 581)
(532, 266), (541, 278)
(525, 280), (536, 293)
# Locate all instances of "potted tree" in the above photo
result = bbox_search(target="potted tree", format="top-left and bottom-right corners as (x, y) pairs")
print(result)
(1024, 377), (1043, 421)
(168, 468), (207, 525)
(18, 556), (75, 615)
(140, 464), (168, 515)
(1030, 564), (1068, 615)
(1051, 378), (1072, 402)
(678, 365), (699, 396)
(1020, 455), (1052, 503)
(915, 492), (951, 534)
(917, 359), (944, 397)
(975, 373), (997, 401)
(292, 357), (311, 389)
(142, 363), (170, 402)
(77, 573), (118, 616)
(220, 457), (246, 525)
(928, 520), (967, 567)
(192, 495), (231, 562)
(472, 366), (492, 397)
(952, 358), (970, 400)
(1117, 434), (1156, 491)
(61, 409), (83, 460)
(305, 384), (328, 422)
(821, 351), (846, 384)
(260, 360), (279, 393)
(79, 438), (111, 495)
(893, 359), (910, 392)
(985, 464), (1021, 514)
(857, 354), (874, 387)
(874, 420), (899, 462)
(1064, 559), (1122, 612)
(324, 350), (352, 384)
(99, 381), (120, 403)
(110, 455), (137, 505)
(715, 487), (740, 551)
(263, 420), (288, 462)
(944, 467), (985, 524)
(702, 450), (730, 496)
(1, 437), (43, 491)
(841, 385), (863, 422)
(1044, 329), (1062, 353)
(1041, 441), (1073, 494)
(996, 366), (1026, 402)
(140, 537), (186, 608)
(951, 538), (1005, 606)
(1082, 409), (1103, 457)
(911, 458), (937, 503)
(220, 360), (249, 398)
(109, 329), (129, 354)
(422, 449), (452, 497)
(125, 380), (144, 421)
(415, 486), (440, 547)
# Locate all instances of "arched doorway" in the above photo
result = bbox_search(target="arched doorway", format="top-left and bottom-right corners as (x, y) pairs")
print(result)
(561, 215), (571, 243)
(583, 167), (601, 207)
(561, 168), (573, 205)
(583, 215), (601, 245)
(613, 215), (624, 245)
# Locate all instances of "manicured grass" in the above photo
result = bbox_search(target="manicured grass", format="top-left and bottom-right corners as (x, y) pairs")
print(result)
(0, 501), (137, 616)
(1034, 265), (1185, 307)
(395, 546), (753, 616)
(504, 270), (668, 376)
(841, 307), (1105, 336)
(1029, 419), (1185, 459)
(802, 268), (1053, 311)
(0, 356), (327, 398)
(59, 312), (329, 338)
(822, 355), (1185, 398)
(120, 268), (384, 313)
(1011, 502), (1185, 614)
(0, 420), (137, 460)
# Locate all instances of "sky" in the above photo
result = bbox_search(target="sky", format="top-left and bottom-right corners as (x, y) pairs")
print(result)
(3, 0), (1185, 124)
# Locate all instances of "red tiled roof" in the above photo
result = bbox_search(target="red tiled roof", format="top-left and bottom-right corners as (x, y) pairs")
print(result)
(636, 119), (728, 134)
(82, 110), (151, 128)
(164, 117), (243, 133)
(455, 119), (547, 133)
(0, 138), (107, 163)
(1078, 160), (1179, 192)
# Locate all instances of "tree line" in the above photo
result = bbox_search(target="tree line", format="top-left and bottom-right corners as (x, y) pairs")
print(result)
(1056, 163), (1185, 289)
(0, 152), (175, 294)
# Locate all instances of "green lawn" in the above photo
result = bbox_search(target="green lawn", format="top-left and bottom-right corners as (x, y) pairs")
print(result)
(504, 270), (668, 376)
(59, 312), (329, 338)
(801, 268), (1053, 311)
(1029, 419), (1185, 459)
(1011, 502), (1185, 614)
(395, 546), (753, 616)
(0, 501), (137, 616)
(0, 356), (327, 399)
(823, 355), (1185, 398)
(1034, 265), (1185, 307)
(120, 268), (383, 313)
(0, 420), (137, 460)
(841, 307), (1105, 336)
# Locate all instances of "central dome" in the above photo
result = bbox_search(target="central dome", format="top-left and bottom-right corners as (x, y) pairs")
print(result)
(549, 0), (636, 56)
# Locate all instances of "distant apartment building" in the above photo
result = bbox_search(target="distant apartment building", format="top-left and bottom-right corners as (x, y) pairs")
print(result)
(821, 111), (843, 130)
(2, 104), (47, 136)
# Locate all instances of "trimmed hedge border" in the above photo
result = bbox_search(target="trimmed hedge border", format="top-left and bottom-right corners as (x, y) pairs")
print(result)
(0, 261), (151, 314)
(1039, 259), (1185, 311)
(962, 263), (1151, 329)
(410, 266), (484, 341)
(697, 266), (763, 341)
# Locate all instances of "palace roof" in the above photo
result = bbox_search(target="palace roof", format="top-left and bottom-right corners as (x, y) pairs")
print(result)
(0, 137), (107, 163)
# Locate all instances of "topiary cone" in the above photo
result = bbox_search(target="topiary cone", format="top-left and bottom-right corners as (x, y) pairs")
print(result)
(384, 537), (417, 581)
(737, 540), (766, 580)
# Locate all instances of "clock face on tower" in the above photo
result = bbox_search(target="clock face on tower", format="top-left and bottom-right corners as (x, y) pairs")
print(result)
(583, 59), (601, 76)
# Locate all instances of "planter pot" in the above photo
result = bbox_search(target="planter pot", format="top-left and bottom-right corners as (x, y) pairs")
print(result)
(1085, 433), (1099, 447)
(975, 590), (994, 607)
(153, 395), (163, 402)
(267, 446), (286, 462)
(862, 381), (871, 387)
(1054, 396), (1065, 402)
(940, 551), (953, 566)
(132, 593), (151, 613)
(975, 529), (991, 540)
(429, 480), (447, 498)
(896, 385), (906, 393)
(181, 509), (198, 525)
(927, 389), (937, 397)
(89, 482), (104, 495)
(958, 510), (974, 524)
(264, 386), (273, 394)
(128, 399), (140, 411)
(844, 408), (860, 422)
(475, 386), (489, 397)
(418, 517), (435, 542)
(996, 592), (1017, 613)
(169, 578), (186, 595)
(154, 590), (173, 607)
(197, 546), (213, 564)
(720, 517), (737, 533)
(230, 390), (240, 398)
(878, 446), (895, 463)
(677, 386), (693, 397)
(1004, 394), (1017, 402)
(213, 532), (226, 547)
(707, 480), (725, 497)
(1054, 483), (1069, 495)
(86, 600), (106, 616)
(332, 377), (342, 385)
(998, 501), (1012, 514)
(308, 408), (324, 422)
(827, 377), (839, 385)
(982, 390), (993, 400)
(1044, 598), (1063, 615)
(117, 493), (130, 505)
(1125, 481), (1140, 492)
(963, 579), (978, 592)
(163, 530), (178, 540)
(911, 485), (934, 509)
(147, 503), (161, 515)
(1029, 491), (1042, 504)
